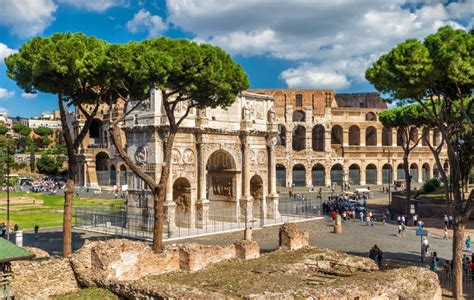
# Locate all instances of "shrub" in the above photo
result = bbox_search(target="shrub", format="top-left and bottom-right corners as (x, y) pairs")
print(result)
(12, 124), (32, 136)
(423, 178), (441, 193)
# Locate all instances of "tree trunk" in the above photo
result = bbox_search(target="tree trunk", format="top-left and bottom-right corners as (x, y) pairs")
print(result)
(63, 160), (76, 257)
(403, 154), (411, 215)
(152, 130), (177, 253)
(453, 221), (465, 299)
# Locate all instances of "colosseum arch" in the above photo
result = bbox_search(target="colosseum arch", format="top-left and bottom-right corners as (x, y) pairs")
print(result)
(292, 164), (306, 187)
(433, 129), (441, 146)
(382, 164), (392, 184)
(366, 112), (377, 121)
(293, 110), (305, 122)
(277, 124), (287, 146)
(365, 164), (377, 185)
(382, 127), (392, 146)
(410, 163), (419, 181)
(95, 152), (110, 186)
(292, 125), (306, 151)
(397, 163), (405, 179)
(349, 125), (360, 146)
(366, 126), (377, 146)
(422, 128), (430, 146)
(110, 164), (116, 186)
(397, 128), (406, 146)
(331, 125), (343, 145)
(348, 164), (360, 185)
(276, 164), (286, 187)
(312, 125), (325, 151)
(330, 164), (343, 186)
(409, 127), (418, 143)
(312, 164), (325, 186)
(173, 177), (192, 227)
(119, 164), (127, 186)
(422, 163), (430, 182)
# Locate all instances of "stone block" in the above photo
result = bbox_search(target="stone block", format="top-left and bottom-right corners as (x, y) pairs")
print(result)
(178, 243), (236, 271)
(234, 240), (260, 260)
(279, 223), (309, 251)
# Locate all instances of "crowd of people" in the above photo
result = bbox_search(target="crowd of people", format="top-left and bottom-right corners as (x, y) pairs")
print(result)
(28, 177), (64, 193)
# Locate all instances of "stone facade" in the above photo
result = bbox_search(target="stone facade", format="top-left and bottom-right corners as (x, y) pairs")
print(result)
(123, 90), (280, 234)
(250, 89), (447, 188)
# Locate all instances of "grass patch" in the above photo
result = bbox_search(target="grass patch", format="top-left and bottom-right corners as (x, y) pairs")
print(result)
(0, 192), (124, 230)
(52, 287), (118, 300)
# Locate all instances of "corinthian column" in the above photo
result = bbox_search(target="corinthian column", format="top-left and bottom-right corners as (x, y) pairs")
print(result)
(164, 155), (177, 237)
(266, 134), (280, 219)
(196, 139), (209, 228)
(240, 134), (253, 228)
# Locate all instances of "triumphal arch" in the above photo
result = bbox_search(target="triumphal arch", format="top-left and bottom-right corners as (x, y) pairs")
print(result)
(124, 90), (280, 235)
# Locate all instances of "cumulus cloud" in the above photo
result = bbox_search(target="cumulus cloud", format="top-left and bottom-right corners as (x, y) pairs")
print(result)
(166, 0), (472, 89)
(0, 88), (15, 99)
(59, 0), (129, 12)
(0, 0), (57, 37)
(22, 92), (36, 99)
(126, 9), (167, 37)
(0, 43), (17, 63)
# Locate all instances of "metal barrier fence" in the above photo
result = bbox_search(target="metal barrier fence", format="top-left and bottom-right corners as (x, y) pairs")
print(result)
(436, 270), (474, 298)
(74, 198), (322, 241)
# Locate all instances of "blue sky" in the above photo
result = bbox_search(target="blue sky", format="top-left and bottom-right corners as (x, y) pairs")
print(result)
(0, 0), (472, 117)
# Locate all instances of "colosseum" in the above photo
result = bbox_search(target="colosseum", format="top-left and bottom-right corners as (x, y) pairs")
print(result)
(250, 89), (445, 189)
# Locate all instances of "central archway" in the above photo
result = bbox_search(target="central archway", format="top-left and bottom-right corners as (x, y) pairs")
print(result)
(250, 175), (264, 219)
(95, 152), (110, 186)
(422, 163), (430, 182)
(366, 164), (377, 185)
(331, 164), (343, 186)
(349, 125), (360, 146)
(173, 177), (192, 227)
(207, 150), (237, 221)
(382, 164), (392, 184)
(312, 164), (325, 186)
(276, 164), (286, 187)
(292, 164), (306, 187)
(349, 164), (360, 185)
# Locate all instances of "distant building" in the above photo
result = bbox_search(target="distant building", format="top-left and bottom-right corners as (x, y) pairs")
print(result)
(27, 119), (62, 129)
(0, 112), (12, 128)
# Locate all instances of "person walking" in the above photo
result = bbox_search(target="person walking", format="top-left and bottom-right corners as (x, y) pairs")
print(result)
(401, 223), (406, 237)
(466, 236), (472, 252)
(360, 211), (364, 223)
(422, 237), (429, 262)
(444, 225), (449, 240)
(444, 214), (449, 227)
(34, 225), (39, 239)
(413, 214), (418, 227)
(1, 223), (5, 238)
(448, 215), (454, 228)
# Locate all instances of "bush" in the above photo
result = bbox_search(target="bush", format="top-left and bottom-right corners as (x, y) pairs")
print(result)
(33, 126), (53, 137)
(0, 126), (9, 135)
(37, 155), (59, 175)
(12, 124), (32, 136)
(423, 178), (441, 193)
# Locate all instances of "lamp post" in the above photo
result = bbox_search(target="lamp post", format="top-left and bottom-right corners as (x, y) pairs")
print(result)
(384, 146), (392, 214)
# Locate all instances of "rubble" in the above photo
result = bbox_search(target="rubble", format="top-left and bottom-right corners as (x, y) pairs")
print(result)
(279, 223), (310, 250)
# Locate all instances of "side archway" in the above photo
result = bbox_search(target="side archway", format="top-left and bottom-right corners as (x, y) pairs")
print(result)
(292, 164), (306, 187)
(95, 152), (110, 186)
(349, 164), (360, 185)
(349, 125), (360, 146)
(173, 177), (192, 227)
(366, 164), (377, 185)
(330, 164), (343, 186)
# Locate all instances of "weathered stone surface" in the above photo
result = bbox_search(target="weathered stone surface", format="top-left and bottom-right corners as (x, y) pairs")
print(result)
(279, 223), (309, 250)
(178, 243), (236, 271)
(234, 240), (260, 260)
(71, 239), (180, 287)
(11, 258), (79, 298)
(22, 246), (50, 259)
(305, 248), (378, 276)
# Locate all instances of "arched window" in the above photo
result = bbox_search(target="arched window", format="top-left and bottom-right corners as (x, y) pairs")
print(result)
(110, 165), (116, 186)
(349, 125), (360, 146)
(349, 164), (360, 185)
(312, 125), (325, 151)
(331, 125), (343, 145)
(366, 126), (377, 146)
(331, 164), (343, 186)
(292, 126), (306, 151)
(382, 164), (392, 184)
(312, 164), (325, 186)
(422, 128), (430, 146)
(277, 124), (286, 146)
(433, 129), (441, 146)
(293, 110), (305, 122)
(409, 127), (418, 143)
(366, 112), (377, 121)
(382, 127), (392, 146)
(397, 128), (406, 146)
(292, 164), (306, 187)
(397, 163), (405, 179)
(96, 152), (110, 186)
(410, 163), (419, 180)
(276, 164), (286, 187)
(366, 164), (377, 185)
(120, 165), (127, 186)
(422, 163), (430, 182)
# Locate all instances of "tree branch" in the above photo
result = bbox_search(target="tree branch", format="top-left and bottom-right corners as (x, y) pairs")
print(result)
(72, 102), (100, 151)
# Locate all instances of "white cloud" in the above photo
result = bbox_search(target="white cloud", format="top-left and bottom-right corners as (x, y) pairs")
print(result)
(0, 88), (15, 99)
(126, 9), (167, 38)
(59, 0), (129, 12)
(0, 107), (8, 114)
(21, 92), (36, 99)
(166, 0), (473, 90)
(0, 43), (17, 63)
(0, 0), (57, 37)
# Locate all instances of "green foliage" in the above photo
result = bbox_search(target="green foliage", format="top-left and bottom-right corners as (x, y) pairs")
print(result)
(378, 104), (428, 129)
(0, 126), (9, 135)
(17, 135), (32, 151)
(36, 155), (60, 175)
(12, 124), (32, 136)
(33, 126), (53, 137)
(423, 178), (441, 193)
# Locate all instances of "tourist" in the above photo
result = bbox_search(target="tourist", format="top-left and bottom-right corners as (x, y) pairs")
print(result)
(401, 223), (406, 237)
(418, 219), (424, 230)
(444, 260), (452, 277)
(397, 215), (401, 225)
(360, 211), (364, 223)
(466, 236), (471, 252)
(444, 214), (448, 227)
(34, 225), (39, 239)
(13, 224), (18, 232)
(1, 223), (5, 238)
(448, 215), (454, 228)
(421, 237), (429, 262)
(398, 224), (403, 237)
(444, 225), (449, 240)
(413, 214), (418, 227)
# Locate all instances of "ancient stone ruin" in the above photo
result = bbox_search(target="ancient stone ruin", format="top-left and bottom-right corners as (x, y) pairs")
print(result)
(11, 223), (442, 299)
